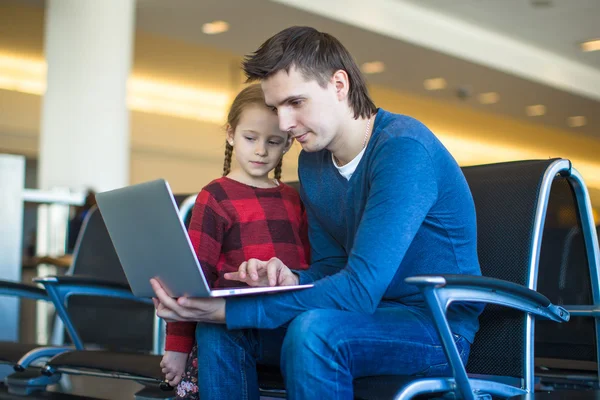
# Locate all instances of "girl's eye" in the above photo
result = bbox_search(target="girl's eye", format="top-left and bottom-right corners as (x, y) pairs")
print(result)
(245, 137), (256, 142)
(269, 141), (281, 145)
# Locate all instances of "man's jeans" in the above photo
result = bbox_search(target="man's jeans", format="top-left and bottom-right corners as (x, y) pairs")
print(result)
(195, 304), (470, 400)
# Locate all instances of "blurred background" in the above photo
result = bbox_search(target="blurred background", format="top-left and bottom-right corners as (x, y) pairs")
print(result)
(0, 1), (599, 397)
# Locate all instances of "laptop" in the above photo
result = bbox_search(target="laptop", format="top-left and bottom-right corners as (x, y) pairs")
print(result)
(95, 179), (313, 298)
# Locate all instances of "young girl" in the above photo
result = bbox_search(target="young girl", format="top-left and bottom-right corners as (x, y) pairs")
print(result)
(159, 84), (310, 399)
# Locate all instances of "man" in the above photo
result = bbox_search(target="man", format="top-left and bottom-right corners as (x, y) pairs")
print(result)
(152, 26), (482, 399)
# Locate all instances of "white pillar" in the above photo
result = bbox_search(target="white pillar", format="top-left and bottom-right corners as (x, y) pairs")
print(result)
(39, 0), (135, 192)
(35, 1), (135, 344)
(0, 154), (25, 342)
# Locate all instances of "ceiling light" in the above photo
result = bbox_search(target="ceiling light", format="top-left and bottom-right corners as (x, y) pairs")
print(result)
(423, 78), (447, 91)
(477, 92), (500, 105)
(202, 21), (230, 35)
(0, 53), (231, 124)
(580, 39), (600, 52)
(128, 78), (230, 123)
(567, 116), (587, 128)
(361, 61), (385, 74)
(526, 104), (546, 117)
(0, 54), (46, 76)
(530, 0), (553, 8)
(0, 53), (46, 95)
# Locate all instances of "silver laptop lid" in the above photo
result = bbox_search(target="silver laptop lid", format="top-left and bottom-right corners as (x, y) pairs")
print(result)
(96, 179), (211, 298)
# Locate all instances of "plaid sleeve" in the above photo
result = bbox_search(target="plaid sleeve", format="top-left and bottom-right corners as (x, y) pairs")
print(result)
(187, 188), (229, 285)
(165, 322), (196, 353)
(165, 187), (230, 353)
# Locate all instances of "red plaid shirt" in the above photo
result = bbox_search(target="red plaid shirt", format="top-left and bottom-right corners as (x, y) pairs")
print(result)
(165, 177), (310, 352)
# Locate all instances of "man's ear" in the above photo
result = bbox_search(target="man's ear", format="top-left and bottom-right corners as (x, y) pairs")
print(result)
(332, 69), (350, 101)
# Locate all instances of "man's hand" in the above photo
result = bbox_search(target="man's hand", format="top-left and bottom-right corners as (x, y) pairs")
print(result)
(223, 257), (299, 287)
(160, 351), (188, 387)
(150, 279), (226, 323)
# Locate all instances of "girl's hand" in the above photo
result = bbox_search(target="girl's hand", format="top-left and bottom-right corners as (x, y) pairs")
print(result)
(160, 351), (188, 386)
(223, 257), (299, 287)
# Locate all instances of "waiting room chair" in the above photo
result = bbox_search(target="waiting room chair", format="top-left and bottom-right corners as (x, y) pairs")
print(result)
(534, 174), (600, 389)
(8, 194), (197, 399)
(56, 206), (156, 353)
(33, 196), (195, 398)
(348, 159), (588, 399)
(2, 204), (190, 398)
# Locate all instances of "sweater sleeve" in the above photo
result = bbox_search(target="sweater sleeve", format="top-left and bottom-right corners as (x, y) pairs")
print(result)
(165, 188), (229, 352)
(226, 137), (439, 329)
(294, 198), (347, 283)
(297, 201), (311, 270)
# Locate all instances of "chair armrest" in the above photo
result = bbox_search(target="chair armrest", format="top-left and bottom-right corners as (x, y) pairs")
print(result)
(404, 274), (569, 400)
(15, 346), (74, 371)
(0, 280), (47, 301)
(405, 274), (569, 323)
(33, 276), (150, 305)
(34, 275), (131, 290)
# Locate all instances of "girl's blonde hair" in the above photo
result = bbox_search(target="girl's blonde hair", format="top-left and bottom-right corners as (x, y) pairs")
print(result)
(223, 84), (283, 180)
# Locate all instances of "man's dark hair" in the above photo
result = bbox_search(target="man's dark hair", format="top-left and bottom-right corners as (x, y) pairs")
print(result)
(243, 26), (377, 119)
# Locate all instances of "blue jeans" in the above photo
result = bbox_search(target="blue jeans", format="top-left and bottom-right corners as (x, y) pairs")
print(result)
(195, 304), (470, 399)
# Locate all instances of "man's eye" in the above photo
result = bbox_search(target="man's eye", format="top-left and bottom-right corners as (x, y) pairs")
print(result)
(291, 100), (303, 107)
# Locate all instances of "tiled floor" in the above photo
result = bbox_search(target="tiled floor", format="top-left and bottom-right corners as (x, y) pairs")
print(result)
(49, 376), (145, 399)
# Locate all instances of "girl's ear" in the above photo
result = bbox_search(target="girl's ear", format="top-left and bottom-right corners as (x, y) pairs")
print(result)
(226, 124), (235, 146)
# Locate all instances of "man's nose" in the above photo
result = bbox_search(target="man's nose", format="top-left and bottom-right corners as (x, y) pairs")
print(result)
(278, 108), (296, 133)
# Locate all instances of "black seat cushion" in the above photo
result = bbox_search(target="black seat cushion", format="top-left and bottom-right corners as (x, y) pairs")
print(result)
(256, 364), (286, 391)
(256, 365), (439, 400)
(353, 375), (417, 400)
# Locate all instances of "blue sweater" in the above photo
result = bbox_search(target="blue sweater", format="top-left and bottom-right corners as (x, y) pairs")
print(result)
(226, 109), (482, 343)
